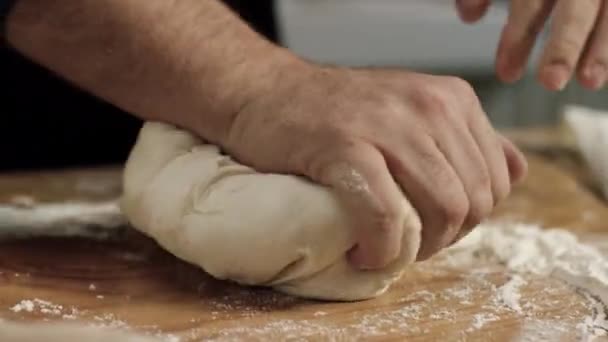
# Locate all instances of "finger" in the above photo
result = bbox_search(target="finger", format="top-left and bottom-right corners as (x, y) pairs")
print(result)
(382, 135), (469, 261)
(309, 142), (410, 270)
(500, 135), (529, 185)
(432, 112), (494, 246)
(538, 0), (602, 90)
(467, 107), (510, 206)
(450, 136), (528, 247)
(440, 79), (502, 243)
(496, 0), (555, 83)
(578, 1), (608, 90)
(455, 0), (492, 23)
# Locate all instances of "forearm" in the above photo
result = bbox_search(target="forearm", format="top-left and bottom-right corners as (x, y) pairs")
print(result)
(5, 0), (296, 143)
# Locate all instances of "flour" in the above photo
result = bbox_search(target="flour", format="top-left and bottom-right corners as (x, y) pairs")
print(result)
(11, 299), (64, 316)
(0, 200), (126, 239)
(469, 312), (500, 331)
(494, 274), (526, 313)
(7, 299), (179, 341)
(442, 286), (473, 304)
(10, 300), (35, 313)
(444, 222), (608, 339)
(195, 222), (608, 341)
(3, 219), (608, 340)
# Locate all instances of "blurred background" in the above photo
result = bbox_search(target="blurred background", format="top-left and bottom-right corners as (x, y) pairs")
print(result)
(274, 0), (607, 128)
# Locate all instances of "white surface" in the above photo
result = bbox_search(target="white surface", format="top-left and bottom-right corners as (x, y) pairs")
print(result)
(276, 0), (543, 72)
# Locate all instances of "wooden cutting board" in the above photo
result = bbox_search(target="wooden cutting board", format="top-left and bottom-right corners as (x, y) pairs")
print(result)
(0, 127), (607, 341)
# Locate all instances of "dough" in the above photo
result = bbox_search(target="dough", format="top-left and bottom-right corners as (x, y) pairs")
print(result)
(121, 122), (421, 301)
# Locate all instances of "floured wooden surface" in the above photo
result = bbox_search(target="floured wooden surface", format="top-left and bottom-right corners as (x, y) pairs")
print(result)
(0, 234), (600, 341)
(1, 129), (608, 341)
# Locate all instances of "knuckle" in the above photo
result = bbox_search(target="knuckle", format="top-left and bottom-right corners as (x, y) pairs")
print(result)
(546, 36), (585, 66)
(411, 85), (450, 116)
(437, 191), (469, 228)
(445, 76), (480, 110)
(417, 148), (450, 180)
(307, 139), (359, 185)
(446, 76), (476, 96)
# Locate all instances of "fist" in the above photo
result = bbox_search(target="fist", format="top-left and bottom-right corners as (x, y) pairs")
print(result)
(222, 61), (527, 269)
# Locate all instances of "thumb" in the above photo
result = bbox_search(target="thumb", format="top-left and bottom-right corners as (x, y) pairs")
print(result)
(455, 0), (492, 23)
(310, 142), (411, 270)
(500, 135), (528, 185)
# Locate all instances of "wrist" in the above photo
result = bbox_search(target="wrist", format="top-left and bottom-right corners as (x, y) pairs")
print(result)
(188, 43), (308, 145)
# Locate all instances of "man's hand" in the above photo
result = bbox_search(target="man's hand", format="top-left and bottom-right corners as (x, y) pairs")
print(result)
(223, 63), (528, 267)
(456, 0), (608, 91)
(6, 0), (527, 269)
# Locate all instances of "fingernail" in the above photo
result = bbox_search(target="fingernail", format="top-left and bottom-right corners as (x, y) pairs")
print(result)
(584, 63), (606, 90)
(541, 63), (570, 91)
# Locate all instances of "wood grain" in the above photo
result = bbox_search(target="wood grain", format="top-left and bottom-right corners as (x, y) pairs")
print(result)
(0, 128), (607, 341)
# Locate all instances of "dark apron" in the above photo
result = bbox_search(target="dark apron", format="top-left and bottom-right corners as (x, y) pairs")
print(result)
(0, 1), (277, 171)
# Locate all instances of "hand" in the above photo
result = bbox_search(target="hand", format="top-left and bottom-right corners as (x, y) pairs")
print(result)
(221, 60), (528, 268)
(456, 0), (608, 91)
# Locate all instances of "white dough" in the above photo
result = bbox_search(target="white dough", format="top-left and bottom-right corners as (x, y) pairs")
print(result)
(121, 122), (421, 301)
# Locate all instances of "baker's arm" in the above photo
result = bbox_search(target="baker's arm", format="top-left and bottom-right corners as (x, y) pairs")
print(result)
(3, 0), (295, 144)
(1, 0), (528, 268)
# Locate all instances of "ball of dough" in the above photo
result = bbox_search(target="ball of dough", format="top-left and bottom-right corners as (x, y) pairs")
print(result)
(121, 122), (421, 301)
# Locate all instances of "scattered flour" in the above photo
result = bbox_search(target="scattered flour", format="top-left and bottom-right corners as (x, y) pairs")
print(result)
(469, 312), (500, 331)
(196, 223), (608, 340)
(7, 195), (36, 208)
(494, 274), (526, 314)
(7, 299), (179, 341)
(10, 300), (34, 313)
(3, 221), (608, 340)
(444, 222), (608, 340)
(0, 200), (126, 239)
(11, 299), (64, 316)
(443, 286), (473, 304)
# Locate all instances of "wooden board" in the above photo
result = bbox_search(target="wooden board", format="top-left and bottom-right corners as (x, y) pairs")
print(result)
(1, 130), (607, 341)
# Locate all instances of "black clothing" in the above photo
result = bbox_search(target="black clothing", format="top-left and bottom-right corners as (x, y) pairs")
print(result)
(0, 1), (276, 171)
